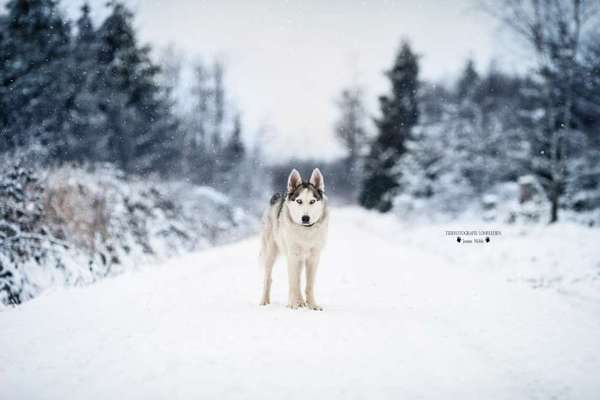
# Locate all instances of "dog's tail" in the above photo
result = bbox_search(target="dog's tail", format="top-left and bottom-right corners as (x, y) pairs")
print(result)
(269, 192), (286, 219)
(269, 192), (282, 205)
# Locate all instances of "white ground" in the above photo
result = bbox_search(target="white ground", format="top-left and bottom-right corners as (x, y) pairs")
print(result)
(1, 207), (600, 400)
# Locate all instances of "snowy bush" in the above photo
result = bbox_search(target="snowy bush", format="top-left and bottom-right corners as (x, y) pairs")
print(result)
(0, 161), (74, 305)
(0, 163), (257, 305)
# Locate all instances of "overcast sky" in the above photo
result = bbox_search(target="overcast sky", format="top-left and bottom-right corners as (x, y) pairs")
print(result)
(56, 0), (520, 161)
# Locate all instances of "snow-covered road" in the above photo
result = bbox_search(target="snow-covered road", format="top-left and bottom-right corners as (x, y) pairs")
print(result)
(1, 208), (600, 400)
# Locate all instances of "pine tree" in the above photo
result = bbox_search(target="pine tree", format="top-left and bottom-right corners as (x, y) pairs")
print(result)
(456, 59), (479, 101)
(0, 0), (71, 158)
(94, 1), (180, 176)
(0, 12), (9, 148)
(359, 41), (419, 212)
(64, 3), (109, 163)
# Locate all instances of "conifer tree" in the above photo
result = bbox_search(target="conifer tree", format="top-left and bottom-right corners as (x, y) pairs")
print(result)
(95, 1), (179, 175)
(359, 41), (419, 212)
(456, 58), (479, 101)
(65, 3), (107, 163)
(0, 0), (71, 157)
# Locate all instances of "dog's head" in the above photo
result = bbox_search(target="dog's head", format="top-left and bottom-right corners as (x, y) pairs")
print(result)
(286, 168), (325, 226)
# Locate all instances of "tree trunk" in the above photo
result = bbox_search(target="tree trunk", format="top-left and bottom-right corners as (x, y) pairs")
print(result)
(550, 185), (559, 224)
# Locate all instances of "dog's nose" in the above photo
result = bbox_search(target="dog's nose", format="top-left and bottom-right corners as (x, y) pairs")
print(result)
(302, 215), (310, 224)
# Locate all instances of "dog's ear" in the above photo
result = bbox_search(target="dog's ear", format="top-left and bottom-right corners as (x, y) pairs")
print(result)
(287, 169), (302, 193)
(309, 168), (325, 192)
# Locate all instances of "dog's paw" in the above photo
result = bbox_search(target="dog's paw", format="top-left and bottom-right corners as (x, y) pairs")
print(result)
(287, 299), (305, 309)
(306, 303), (323, 311)
(259, 298), (270, 306)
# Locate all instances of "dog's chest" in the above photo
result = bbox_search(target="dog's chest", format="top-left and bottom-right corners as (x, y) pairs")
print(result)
(285, 221), (327, 256)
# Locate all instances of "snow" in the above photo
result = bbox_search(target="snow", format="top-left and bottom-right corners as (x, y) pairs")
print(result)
(1, 207), (599, 399)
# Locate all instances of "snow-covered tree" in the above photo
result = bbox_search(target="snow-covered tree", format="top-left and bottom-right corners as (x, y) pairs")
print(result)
(94, 1), (180, 176)
(359, 41), (419, 212)
(395, 63), (532, 216)
(456, 59), (479, 101)
(0, 0), (71, 158)
(483, 0), (599, 222)
(0, 158), (49, 304)
(62, 3), (110, 163)
(453, 64), (530, 194)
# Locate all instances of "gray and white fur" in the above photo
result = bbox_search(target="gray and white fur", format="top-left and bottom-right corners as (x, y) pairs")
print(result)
(259, 168), (329, 310)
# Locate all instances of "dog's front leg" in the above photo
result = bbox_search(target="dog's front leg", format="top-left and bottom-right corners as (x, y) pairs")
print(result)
(305, 251), (323, 311)
(287, 257), (305, 309)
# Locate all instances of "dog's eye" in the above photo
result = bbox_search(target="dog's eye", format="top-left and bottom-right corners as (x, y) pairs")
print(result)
(296, 199), (303, 205)
(309, 199), (316, 205)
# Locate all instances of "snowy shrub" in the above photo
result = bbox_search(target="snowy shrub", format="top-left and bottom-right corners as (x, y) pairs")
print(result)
(0, 161), (74, 305)
(0, 163), (257, 306)
(481, 194), (498, 222)
(564, 150), (600, 214)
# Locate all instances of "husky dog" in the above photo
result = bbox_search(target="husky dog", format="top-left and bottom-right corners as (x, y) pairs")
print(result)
(259, 168), (329, 310)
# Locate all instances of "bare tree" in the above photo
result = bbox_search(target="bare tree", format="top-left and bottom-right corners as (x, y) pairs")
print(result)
(334, 85), (368, 190)
(157, 44), (183, 92)
(212, 60), (226, 152)
(482, 0), (599, 222)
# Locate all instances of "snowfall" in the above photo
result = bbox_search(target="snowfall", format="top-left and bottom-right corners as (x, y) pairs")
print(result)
(1, 207), (599, 400)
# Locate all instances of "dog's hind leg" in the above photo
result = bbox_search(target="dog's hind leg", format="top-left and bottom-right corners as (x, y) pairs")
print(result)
(259, 238), (278, 306)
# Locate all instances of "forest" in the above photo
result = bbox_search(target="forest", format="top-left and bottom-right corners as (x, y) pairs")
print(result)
(1, 0), (599, 304)
(2, 2), (600, 399)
